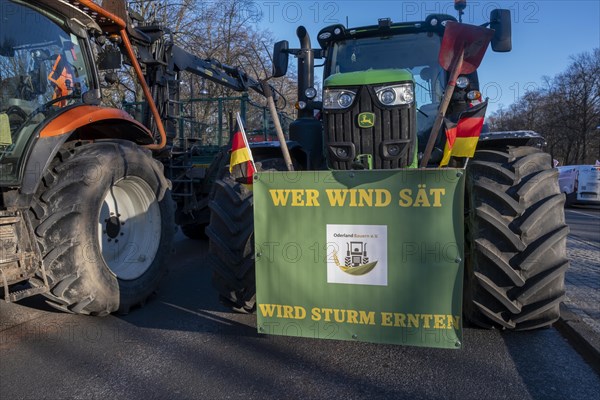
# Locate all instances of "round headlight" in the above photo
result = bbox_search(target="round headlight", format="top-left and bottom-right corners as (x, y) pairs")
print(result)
(318, 32), (332, 40)
(430, 18), (438, 26)
(336, 147), (348, 157)
(338, 93), (354, 108)
(380, 89), (396, 105)
(388, 144), (400, 156)
(305, 87), (317, 99)
(334, 27), (342, 35)
(456, 76), (469, 89)
(467, 90), (481, 100)
(400, 86), (414, 103)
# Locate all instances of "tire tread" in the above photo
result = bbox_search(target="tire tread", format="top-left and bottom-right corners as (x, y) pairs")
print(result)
(465, 146), (568, 330)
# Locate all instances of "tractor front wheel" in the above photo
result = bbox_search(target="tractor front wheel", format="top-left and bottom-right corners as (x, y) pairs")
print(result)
(206, 158), (287, 312)
(464, 146), (569, 330)
(29, 140), (175, 315)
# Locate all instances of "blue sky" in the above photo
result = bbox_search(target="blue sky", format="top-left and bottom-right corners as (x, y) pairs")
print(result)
(250, 0), (600, 116)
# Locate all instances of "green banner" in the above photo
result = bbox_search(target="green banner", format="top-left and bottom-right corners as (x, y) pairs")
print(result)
(254, 169), (465, 349)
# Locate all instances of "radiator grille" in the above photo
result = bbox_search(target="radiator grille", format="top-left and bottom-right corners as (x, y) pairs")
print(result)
(324, 86), (416, 170)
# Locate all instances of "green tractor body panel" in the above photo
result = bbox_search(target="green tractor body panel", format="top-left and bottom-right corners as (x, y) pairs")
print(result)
(324, 69), (413, 87)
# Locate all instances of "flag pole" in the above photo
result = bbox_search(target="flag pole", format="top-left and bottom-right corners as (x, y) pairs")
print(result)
(235, 112), (256, 173)
(261, 81), (294, 172)
(420, 49), (464, 168)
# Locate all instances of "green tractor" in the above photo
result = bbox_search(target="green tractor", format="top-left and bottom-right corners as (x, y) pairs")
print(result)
(207, 2), (568, 336)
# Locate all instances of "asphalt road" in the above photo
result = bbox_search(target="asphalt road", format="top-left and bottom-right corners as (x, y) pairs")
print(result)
(2, 229), (600, 399)
(565, 207), (600, 244)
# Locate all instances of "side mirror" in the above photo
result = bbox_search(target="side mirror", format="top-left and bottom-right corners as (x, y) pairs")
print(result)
(490, 9), (512, 52)
(97, 48), (123, 71)
(272, 40), (289, 78)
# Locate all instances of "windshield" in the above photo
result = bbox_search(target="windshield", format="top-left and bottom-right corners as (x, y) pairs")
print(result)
(329, 32), (445, 134)
(330, 32), (444, 105)
(0, 0), (91, 184)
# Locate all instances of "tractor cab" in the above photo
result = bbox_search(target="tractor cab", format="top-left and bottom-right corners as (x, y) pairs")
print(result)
(317, 15), (461, 169)
(273, 6), (511, 169)
(0, 0), (97, 184)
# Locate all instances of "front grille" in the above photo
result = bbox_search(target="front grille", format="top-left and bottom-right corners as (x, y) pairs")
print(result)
(324, 86), (416, 170)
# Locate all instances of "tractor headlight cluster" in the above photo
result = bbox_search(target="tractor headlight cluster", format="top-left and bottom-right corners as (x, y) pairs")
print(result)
(323, 89), (356, 109)
(374, 83), (414, 106)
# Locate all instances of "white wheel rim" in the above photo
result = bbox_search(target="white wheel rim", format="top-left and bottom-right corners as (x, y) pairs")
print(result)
(98, 176), (161, 280)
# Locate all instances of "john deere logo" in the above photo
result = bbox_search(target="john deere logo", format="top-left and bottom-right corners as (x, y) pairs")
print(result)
(358, 112), (375, 128)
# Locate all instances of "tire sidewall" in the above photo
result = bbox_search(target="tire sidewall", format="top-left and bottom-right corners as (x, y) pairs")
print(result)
(34, 141), (174, 314)
(88, 144), (174, 312)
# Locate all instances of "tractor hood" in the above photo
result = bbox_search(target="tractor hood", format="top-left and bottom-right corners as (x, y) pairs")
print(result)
(324, 69), (413, 87)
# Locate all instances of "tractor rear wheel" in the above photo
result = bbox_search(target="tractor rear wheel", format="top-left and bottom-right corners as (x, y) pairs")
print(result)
(206, 158), (286, 312)
(464, 146), (569, 330)
(29, 140), (175, 315)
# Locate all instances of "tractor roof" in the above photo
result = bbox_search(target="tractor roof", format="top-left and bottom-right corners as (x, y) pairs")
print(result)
(26, 0), (102, 33)
(316, 14), (457, 49)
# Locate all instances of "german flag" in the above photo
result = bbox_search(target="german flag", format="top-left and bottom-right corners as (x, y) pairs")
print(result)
(440, 101), (487, 166)
(229, 114), (256, 185)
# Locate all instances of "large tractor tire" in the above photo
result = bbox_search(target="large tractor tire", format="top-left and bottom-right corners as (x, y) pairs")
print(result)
(180, 149), (230, 241)
(464, 146), (569, 330)
(206, 158), (286, 312)
(28, 140), (175, 316)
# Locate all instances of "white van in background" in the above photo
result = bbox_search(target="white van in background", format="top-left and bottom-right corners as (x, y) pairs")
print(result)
(557, 165), (600, 206)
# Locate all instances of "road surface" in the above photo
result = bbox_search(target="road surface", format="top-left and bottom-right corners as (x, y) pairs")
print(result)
(1, 227), (599, 399)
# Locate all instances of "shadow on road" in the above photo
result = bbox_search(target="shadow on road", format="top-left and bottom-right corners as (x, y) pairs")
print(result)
(117, 233), (261, 338)
(502, 328), (600, 398)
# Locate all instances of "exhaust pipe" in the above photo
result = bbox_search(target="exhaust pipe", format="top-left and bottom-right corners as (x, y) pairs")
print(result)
(296, 26), (314, 119)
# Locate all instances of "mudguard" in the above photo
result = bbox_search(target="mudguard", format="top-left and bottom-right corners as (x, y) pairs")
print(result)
(249, 140), (308, 168)
(478, 130), (546, 149)
(19, 105), (154, 198)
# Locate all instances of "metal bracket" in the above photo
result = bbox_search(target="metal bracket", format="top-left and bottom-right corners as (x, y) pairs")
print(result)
(353, 154), (373, 170)
(1, 259), (49, 303)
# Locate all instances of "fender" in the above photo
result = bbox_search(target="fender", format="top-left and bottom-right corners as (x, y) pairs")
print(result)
(19, 105), (155, 198)
(39, 105), (154, 142)
(249, 141), (308, 169)
(477, 130), (546, 149)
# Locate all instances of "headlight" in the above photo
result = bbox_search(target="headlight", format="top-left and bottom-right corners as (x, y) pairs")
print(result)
(374, 83), (414, 106)
(318, 32), (332, 40)
(305, 87), (317, 99)
(467, 90), (481, 100)
(323, 89), (356, 109)
(379, 89), (396, 105)
(456, 76), (469, 89)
